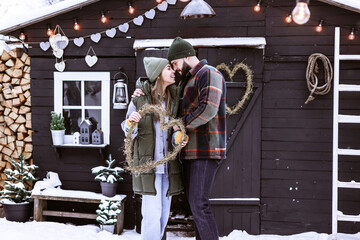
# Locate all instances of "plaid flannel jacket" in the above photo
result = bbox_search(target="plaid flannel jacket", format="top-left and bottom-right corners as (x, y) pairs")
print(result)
(180, 59), (226, 160)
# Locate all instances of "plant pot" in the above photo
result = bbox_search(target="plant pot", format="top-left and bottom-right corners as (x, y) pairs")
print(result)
(100, 224), (115, 234)
(51, 129), (65, 145)
(100, 182), (118, 197)
(2, 202), (30, 222)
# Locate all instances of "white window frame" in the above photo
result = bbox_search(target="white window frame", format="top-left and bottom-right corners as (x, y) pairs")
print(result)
(54, 72), (110, 145)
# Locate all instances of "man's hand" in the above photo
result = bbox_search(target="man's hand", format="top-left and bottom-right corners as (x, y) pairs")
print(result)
(132, 89), (145, 98)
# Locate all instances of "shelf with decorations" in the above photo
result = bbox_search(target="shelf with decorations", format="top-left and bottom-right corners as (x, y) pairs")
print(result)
(52, 143), (109, 159)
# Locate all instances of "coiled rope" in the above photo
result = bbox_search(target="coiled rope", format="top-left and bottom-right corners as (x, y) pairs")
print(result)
(305, 53), (333, 104)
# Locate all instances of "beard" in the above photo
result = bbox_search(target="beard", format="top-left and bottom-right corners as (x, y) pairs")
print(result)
(177, 61), (192, 84)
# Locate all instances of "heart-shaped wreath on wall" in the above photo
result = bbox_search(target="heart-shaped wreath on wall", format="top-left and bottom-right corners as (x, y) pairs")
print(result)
(216, 62), (254, 116)
(123, 104), (186, 176)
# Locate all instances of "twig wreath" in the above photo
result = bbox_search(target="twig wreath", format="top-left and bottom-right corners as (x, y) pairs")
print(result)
(123, 104), (186, 176)
(216, 62), (254, 116)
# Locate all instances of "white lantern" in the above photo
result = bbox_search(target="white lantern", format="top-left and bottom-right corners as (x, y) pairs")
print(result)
(113, 72), (129, 109)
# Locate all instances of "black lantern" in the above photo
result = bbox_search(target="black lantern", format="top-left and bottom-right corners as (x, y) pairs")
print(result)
(113, 72), (129, 109)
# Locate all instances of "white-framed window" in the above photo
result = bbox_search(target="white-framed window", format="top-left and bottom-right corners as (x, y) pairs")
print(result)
(54, 72), (110, 145)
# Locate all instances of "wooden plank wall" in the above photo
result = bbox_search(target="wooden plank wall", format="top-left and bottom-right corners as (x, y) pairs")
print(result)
(263, 0), (360, 234)
(7, 0), (360, 234)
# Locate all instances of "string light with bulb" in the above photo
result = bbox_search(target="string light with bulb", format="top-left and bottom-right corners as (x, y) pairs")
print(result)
(156, 0), (162, 3)
(47, 24), (54, 36)
(128, 2), (135, 14)
(348, 28), (355, 40)
(315, 20), (323, 33)
(292, 0), (311, 25)
(100, 11), (108, 23)
(19, 29), (26, 41)
(254, 0), (261, 12)
(285, 13), (292, 24)
(74, 18), (80, 31)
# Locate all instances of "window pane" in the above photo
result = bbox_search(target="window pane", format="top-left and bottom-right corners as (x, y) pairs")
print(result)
(85, 109), (101, 130)
(63, 81), (81, 106)
(85, 81), (101, 106)
(63, 109), (81, 134)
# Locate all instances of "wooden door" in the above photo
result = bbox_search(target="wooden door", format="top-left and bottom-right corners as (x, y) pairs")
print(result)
(198, 48), (263, 236)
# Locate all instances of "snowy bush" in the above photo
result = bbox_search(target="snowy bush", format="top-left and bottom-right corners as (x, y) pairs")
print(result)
(0, 154), (38, 203)
(96, 200), (121, 225)
(91, 154), (124, 183)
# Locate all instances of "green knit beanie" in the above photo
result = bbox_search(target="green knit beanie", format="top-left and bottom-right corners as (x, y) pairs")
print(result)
(143, 57), (169, 83)
(167, 37), (195, 62)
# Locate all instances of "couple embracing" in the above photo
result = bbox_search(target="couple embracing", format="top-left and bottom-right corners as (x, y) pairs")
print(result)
(122, 37), (226, 240)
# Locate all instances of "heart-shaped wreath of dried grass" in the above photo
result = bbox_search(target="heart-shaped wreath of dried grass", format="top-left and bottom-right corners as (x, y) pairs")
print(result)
(123, 104), (186, 175)
(216, 62), (254, 116)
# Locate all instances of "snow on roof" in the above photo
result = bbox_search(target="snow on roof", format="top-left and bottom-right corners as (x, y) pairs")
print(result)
(317, 0), (360, 14)
(0, 0), (100, 34)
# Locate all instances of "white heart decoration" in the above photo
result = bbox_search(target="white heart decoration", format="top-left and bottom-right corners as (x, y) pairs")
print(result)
(145, 9), (156, 19)
(85, 55), (98, 67)
(49, 33), (69, 50)
(133, 15), (144, 26)
(118, 23), (129, 33)
(73, 37), (84, 47)
(90, 33), (101, 43)
(53, 49), (64, 58)
(157, 1), (168, 11)
(40, 41), (50, 51)
(106, 28), (116, 38)
(55, 61), (65, 72)
(167, 0), (176, 5)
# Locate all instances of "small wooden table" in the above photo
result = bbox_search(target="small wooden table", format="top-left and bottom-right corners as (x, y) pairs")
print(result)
(31, 189), (126, 234)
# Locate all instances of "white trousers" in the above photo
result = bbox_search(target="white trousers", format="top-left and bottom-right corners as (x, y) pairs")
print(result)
(141, 173), (172, 240)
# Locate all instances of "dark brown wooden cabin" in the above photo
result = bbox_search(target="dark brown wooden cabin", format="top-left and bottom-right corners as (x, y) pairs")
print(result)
(2, 0), (360, 236)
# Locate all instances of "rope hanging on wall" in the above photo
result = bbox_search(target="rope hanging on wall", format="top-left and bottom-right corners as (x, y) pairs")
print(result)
(123, 104), (186, 176)
(216, 62), (254, 116)
(305, 53), (333, 104)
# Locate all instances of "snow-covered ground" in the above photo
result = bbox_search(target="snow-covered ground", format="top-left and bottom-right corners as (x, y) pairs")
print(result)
(0, 218), (360, 240)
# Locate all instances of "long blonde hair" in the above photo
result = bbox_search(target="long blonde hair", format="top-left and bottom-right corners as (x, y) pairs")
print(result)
(151, 75), (171, 121)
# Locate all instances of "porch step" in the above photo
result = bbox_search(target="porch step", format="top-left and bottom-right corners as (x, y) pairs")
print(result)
(338, 211), (360, 222)
(338, 149), (360, 156)
(338, 115), (360, 123)
(339, 54), (360, 61)
(338, 180), (360, 189)
(338, 84), (360, 92)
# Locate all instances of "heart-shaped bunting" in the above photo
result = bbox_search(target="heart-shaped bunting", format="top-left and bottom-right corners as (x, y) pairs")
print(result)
(90, 33), (101, 43)
(53, 49), (64, 58)
(145, 9), (156, 19)
(40, 41), (50, 51)
(118, 23), (130, 33)
(167, 0), (176, 5)
(157, 1), (168, 11)
(133, 16), (144, 26)
(73, 37), (84, 47)
(106, 28), (117, 38)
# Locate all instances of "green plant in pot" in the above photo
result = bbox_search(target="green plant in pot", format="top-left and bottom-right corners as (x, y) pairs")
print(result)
(0, 153), (38, 222)
(50, 111), (65, 145)
(96, 199), (121, 234)
(91, 154), (124, 197)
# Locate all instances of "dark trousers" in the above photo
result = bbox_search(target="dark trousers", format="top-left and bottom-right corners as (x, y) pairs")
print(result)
(184, 159), (220, 240)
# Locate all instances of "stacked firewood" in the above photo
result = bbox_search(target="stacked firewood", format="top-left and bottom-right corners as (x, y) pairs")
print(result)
(0, 48), (32, 190)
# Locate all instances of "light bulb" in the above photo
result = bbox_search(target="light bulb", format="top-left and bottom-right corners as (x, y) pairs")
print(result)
(19, 31), (26, 41)
(285, 14), (292, 23)
(74, 19), (80, 30)
(292, 0), (311, 25)
(128, 3), (135, 14)
(315, 20), (323, 33)
(47, 26), (53, 36)
(348, 28), (355, 40)
(156, 0), (162, 3)
(100, 11), (108, 23)
(254, 1), (261, 12)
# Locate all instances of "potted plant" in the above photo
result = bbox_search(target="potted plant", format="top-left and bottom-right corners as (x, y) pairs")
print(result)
(91, 154), (124, 197)
(50, 111), (65, 145)
(96, 199), (121, 234)
(0, 153), (38, 222)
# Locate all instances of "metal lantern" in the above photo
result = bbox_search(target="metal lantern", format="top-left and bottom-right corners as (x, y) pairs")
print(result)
(180, 0), (216, 19)
(113, 72), (129, 109)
